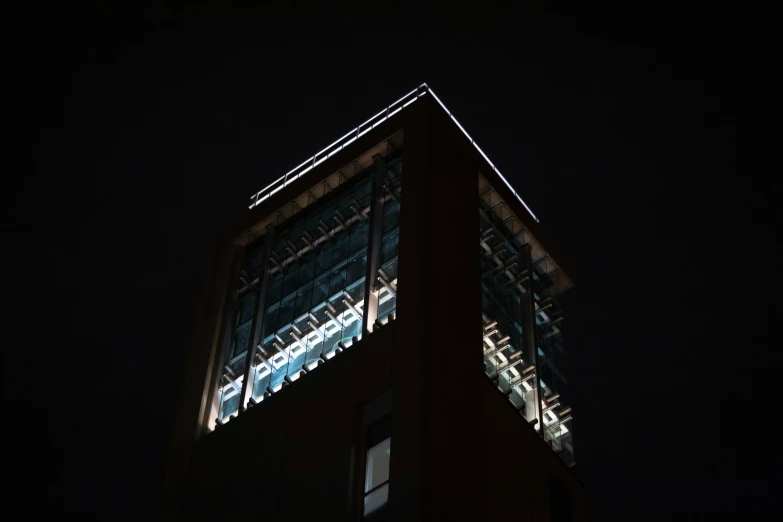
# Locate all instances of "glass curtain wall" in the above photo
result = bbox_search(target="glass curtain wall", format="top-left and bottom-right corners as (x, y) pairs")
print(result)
(479, 209), (536, 418)
(531, 260), (574, 466)
(216, 238), (266, 424)
(374, 157), (402, 325)
(252, 176), (372, 400)
(210, 153), (403, 420)
(479, 187), (574, 467)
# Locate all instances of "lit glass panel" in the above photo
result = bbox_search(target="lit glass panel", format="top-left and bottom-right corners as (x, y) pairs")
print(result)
(364, 484), (388, 516)
(214, 238), (266, 424)
(253, 168), (373, 401)
(375, 158), (402, 325)
(219, 150), (403, 431)
(364, 437), (390, 516)
(479, 180), (574, 466)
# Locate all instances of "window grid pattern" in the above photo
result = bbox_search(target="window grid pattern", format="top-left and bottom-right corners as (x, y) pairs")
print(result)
(254, 173), (373, 398)
(213, 155), (402, 428)
(374, 159), (402, 325)
(532, 260), (574, 466)
(216, 239), (266, 423)
(479, 186), (574, 467)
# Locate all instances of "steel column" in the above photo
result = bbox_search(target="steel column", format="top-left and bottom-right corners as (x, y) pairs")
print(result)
(521, 245), (544, 431)
(203, 246), (245, 432)
(240, 224), (276, 411)
(362, 154), (387, 335)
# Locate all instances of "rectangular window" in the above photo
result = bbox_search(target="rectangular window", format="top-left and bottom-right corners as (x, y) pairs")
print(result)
(363, 412), (391, 518)
(364, 437), (390, 516)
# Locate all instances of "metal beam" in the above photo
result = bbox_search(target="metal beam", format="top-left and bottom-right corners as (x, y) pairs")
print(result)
(239, 224), (276, 412)
(362, 154), (387, 335)
(201, 245), (244, 434)
(521, 244), (544, 430)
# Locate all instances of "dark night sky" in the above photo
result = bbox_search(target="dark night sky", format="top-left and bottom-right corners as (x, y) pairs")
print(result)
(6, 7), (780, 519)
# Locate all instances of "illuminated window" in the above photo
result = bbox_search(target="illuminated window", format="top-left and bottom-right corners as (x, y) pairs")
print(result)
(212, 151), (402, 430)
(480, 177), (574, 467)
(363, 414), (391, 517)
(374, 159), (401, 325)
(364, 437), (390, 516)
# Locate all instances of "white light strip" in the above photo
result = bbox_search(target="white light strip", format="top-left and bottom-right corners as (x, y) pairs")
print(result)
(390, 88), (418, 108)
(248, 83), (538, 223)
(361, 109), (387, 128)
(313, 156), (327, 169)
(425, 85), (449, 114)
(495, 167), (516, 193)
(251, 174), (286, 206)
(496, 166), (538, 220)
(473, 143), (494, 169)
(285, 159), (312, 179)
(297, 165), (313, 179)
(422, 83), (539, 223)
(451, 115), (472, 142)
(317, 129), (358, 157)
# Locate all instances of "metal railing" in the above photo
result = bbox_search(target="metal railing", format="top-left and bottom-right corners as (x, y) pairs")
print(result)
(248, 83), (539, 223)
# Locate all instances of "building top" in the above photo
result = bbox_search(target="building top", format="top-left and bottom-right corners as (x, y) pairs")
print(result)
(248, 83), (539, 224)
(240, 83), (573, 294)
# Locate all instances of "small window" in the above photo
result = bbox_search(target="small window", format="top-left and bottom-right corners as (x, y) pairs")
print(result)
(363, 414), (391, 517)
(364, 437), (390, 516)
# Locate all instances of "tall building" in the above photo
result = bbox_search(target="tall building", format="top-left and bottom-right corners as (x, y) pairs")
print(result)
(164, 84), (585, 521)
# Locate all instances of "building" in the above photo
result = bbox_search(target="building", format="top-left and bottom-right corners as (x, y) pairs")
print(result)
(164, 84), (586, 521)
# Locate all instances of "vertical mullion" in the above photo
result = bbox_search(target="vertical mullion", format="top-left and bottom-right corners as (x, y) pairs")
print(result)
(522, 244), (544, 432)
(203, 246), (244, 431)
(240, 224), (276, 412)
(362, 154), (387, 335)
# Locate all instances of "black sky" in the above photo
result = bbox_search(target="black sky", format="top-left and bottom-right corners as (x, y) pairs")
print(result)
(6, 7), (780, 519)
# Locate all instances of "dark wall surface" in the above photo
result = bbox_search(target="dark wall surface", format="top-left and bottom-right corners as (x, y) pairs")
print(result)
(182, 323), (395, 521)
(485, 380), (587, 522)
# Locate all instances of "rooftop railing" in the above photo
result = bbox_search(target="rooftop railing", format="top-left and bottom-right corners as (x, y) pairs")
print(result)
(248, 83), (539, 223)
